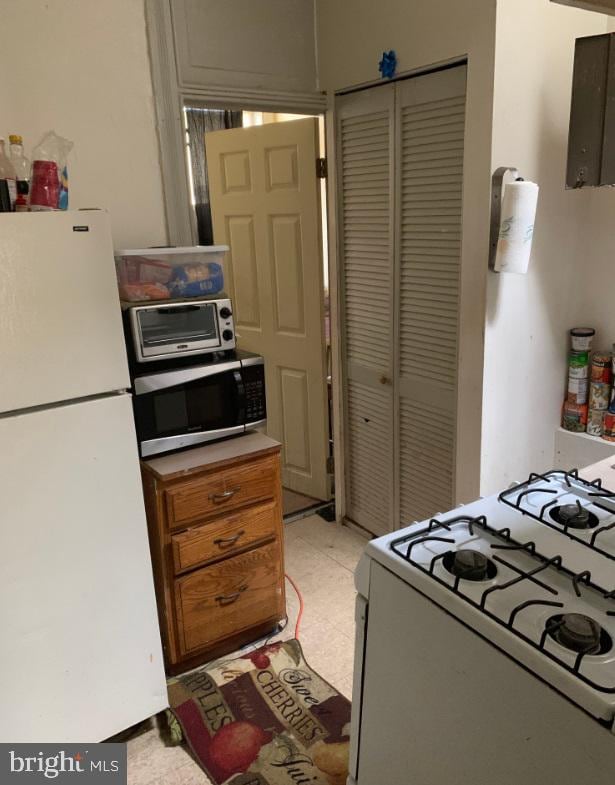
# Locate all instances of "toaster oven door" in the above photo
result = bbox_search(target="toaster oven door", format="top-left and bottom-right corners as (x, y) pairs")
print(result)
(133, 361), (245, 456)
(132, 302), (221, 361)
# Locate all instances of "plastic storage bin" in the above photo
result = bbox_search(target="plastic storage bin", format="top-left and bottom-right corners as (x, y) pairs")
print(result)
(114, 245), (228, 302)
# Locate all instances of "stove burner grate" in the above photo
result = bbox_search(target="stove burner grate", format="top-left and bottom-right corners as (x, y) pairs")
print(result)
(498, 469), (615, 561)
(391, 514), (615, 695)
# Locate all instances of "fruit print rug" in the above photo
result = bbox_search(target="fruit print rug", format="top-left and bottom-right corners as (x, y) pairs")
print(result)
(167, 639), (351, 785)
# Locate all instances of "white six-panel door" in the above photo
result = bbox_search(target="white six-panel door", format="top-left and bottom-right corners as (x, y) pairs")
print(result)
(337, 65), (467, 534)
(206, 118), (330, 500)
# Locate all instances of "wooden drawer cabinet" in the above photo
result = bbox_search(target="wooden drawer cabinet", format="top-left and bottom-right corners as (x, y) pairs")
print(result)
(171, 501), (277, 573)
(175, 541), (283, 656)
(165, 454), (276, 529)
(141, 433), (286, 674)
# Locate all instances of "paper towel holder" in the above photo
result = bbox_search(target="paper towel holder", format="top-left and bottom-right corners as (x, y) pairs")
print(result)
(489, 166), (520, 272)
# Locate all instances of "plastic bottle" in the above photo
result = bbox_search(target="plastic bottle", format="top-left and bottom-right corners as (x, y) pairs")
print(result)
(8, 135), (29, 182)
(0, 138), (17, 210)
(14, 187), (27, 212)
(9, 135), (29, 211)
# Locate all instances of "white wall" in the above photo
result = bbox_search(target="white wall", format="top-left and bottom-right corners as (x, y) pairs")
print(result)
(316, 0), (497, 504)
(0, 0), (167, 249)
(481, 0), (608, 493)
(317, 0), (615, 500)
(570, 188), (615, 349)
(170, 0), (318, 93)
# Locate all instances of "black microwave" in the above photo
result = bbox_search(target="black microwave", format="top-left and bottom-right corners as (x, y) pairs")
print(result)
(132, 352), (266, 457)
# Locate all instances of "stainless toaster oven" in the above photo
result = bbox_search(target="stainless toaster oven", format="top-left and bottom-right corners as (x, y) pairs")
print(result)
(126, 298), (235, 363)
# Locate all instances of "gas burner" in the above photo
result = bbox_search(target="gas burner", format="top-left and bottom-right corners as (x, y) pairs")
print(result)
(549, 502), (599, 530)
(442, 549), (497, 581)
(391, 511), (615, 698)
(546, 613), (612, 655)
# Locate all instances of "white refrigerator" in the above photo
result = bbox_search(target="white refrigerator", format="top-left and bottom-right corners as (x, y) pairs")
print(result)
(0, 211), (168, 742)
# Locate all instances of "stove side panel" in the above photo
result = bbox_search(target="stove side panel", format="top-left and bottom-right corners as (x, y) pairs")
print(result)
(355, 562), (615, 785)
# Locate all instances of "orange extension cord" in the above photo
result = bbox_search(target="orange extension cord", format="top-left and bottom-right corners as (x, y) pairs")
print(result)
(284, 573), (304, 640)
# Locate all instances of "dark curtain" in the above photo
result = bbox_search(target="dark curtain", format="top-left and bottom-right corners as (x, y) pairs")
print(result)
(186, 108), (242, 245)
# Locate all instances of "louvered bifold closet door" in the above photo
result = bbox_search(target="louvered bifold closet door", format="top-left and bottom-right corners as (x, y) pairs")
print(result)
(337, 85), (395, 535)
(396, 65), (467, 526)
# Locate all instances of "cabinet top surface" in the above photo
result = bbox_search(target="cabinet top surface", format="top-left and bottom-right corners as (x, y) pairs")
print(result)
(141, 433), (280, 481)
(582, 455), (615, 490)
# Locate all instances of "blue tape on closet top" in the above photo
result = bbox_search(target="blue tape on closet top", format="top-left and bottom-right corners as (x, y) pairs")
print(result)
(379, 50), (397, 79)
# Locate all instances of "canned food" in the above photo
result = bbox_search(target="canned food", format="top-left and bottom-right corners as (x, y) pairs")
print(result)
(567, 376), (589, 405)
(570, 327), (595, 352)
(603, 411), (615, 442)
(589, 381), (610, 410)
(568, 351), (589, 379)
(562, 401), (588, 432)
(591, 353), (612, 384)
(587, 408), (605, 437)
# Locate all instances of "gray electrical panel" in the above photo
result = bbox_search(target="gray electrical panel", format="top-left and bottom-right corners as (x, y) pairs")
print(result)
(567, 32), (615, 188)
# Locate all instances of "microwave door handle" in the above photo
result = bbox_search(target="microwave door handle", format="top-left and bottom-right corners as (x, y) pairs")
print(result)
(233, 370), (246, 424)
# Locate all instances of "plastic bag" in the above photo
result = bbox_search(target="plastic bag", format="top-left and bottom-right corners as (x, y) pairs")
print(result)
(167, 261), (224, 298)
(29, 131), (73, 211)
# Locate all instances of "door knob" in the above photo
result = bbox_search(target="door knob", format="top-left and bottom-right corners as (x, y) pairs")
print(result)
(379, 375), (392, 386)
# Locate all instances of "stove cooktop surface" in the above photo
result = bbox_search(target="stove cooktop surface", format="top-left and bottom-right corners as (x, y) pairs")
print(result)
(499, 470), (615, 561)
(364, 468), (615, 722)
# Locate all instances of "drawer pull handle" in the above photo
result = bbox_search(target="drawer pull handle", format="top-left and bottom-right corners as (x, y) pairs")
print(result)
(215, 585), (247, 605)
(214, 529), (246, 548)
(209, 486), (241, 504)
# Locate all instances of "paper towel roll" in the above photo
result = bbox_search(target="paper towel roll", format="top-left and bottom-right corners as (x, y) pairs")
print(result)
(494, 179), (539, 274)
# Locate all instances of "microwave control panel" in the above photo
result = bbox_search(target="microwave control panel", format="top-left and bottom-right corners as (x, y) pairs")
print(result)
(242, 362), (266, 424)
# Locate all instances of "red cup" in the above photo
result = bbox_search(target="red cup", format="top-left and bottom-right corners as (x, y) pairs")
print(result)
(30, 159), (59, 209)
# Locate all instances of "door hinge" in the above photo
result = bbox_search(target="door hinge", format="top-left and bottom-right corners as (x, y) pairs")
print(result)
(316, 157), (327, 178)
(327, 455), (335, 474)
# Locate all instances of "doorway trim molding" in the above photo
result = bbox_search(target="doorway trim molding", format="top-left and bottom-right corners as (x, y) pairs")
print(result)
(145, 0), (327, 246)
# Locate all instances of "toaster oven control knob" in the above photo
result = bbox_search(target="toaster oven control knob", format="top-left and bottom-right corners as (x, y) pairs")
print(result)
(219, 306), (232, 319)
(223, 329), (234, 341)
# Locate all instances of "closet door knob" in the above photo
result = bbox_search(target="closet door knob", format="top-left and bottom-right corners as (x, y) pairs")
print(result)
(379, 375), (392, 386)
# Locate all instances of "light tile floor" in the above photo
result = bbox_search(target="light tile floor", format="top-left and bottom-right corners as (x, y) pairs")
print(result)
(126, 515), (369, 785)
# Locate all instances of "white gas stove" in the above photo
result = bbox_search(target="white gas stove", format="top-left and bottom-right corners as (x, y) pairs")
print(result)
(349, 469), (615, 785)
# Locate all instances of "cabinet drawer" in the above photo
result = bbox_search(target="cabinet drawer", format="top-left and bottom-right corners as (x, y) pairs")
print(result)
(165, 455), (276, 529)
(171, 501), (278, 573)
(175, 541), (283, 655)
